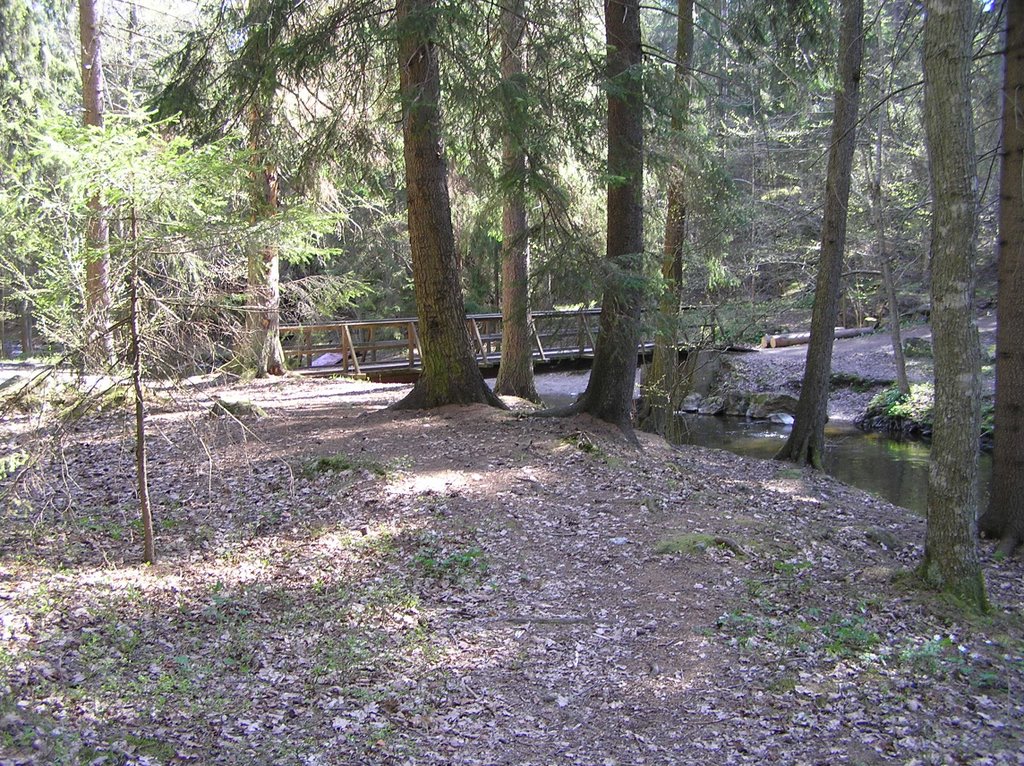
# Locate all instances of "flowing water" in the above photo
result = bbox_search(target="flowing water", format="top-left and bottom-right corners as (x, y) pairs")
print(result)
(668, 415), (992, 515)
(536, 374), (991, 515)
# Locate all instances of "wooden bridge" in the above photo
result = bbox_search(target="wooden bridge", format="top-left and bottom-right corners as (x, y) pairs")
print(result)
(280, 307), (718, 381)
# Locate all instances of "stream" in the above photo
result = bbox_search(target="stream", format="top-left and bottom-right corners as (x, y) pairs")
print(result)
(536, 372), (992, 515)
(669, 415), (992, 516)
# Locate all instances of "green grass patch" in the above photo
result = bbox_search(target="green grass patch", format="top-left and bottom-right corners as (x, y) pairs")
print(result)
(823, 615), (880, 657)
(773, 559), (813, 576)
(302, 453), (391, 478)
(412, 545), (488, 581)
(561, 432), (602, 455)
(655, 533), (735, 556)
(125, 734), (178, 762)
(775, 468), (803, 480)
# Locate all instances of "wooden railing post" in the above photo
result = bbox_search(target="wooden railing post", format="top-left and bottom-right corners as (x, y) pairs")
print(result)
(409, 321), (422, 367)
(531, 318), (547, 362)
(342, 325), (360, 374)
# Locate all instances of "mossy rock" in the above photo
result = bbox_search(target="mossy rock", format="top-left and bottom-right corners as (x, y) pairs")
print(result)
(747, 392), (799, 419)
(865, 527), (902, 551)
(655, 533), (745, 557)
(903, 337), (932, 358)
(210, 398), (267, 419)
(679, 392), (703, 413)
(697, 395), (725, 415)
(723, 390), (750, 416)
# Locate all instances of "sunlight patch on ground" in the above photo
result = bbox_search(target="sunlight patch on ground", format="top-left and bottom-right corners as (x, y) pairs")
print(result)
(76, 565), (186, 594)
(759, 475), (825, 506)
(316, 520), (416, 554)
(388, 469), (490, 496)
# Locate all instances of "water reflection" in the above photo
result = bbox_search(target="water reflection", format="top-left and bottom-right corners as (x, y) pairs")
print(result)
(533, 376), (991, 515)
(669, 415), (992, 515)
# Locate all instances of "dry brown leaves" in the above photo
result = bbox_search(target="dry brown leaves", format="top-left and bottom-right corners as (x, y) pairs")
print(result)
(0, 374), (1021, 765)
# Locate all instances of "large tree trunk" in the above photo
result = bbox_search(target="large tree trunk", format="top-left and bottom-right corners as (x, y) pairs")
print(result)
(572, 0), (645, 432)
(639, 0), (694, 436)
(494, 0), (540, 403)
(245, 100), (286, 377)
(979, 0), (1024, 556)
(919, 0), (987, 610)
(392, 0), (504, 410)
(79, 0), (115, 370)
(776, 0), (863, 468)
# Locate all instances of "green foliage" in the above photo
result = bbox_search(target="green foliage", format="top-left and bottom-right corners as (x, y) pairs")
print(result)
(412, 545), (487, 581)
(2, 110), (243, 365)
(981, 400), (995, 442)
(0, 449), (29, 480)
(302, 453), (391, 478)
(561, 432), (602, 456)
(865, 383), (934, 428)
(823, 615), (880, 657)
(898, 635), (1007, 689)
(655, 533), (740, 556)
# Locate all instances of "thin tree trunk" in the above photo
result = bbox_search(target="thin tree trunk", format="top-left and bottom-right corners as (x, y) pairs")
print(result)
(392, 0), (504, 410)
(79, 0), (115, 370)
(872, 20), (909, 396)
(919, 0), (986, 609)
(881, 260), (910, 394)
(128, 206), (155, 564)
(245, 101), (286, 378)
(639, 0), (694, 436)
(979, 0), (1024, 556)
(20, 293), (32, 357)
(776, 0), (863, 467)
(570, 0), (645, 433)
(0, 285), (6, 358)
(495, 0), (540, 402)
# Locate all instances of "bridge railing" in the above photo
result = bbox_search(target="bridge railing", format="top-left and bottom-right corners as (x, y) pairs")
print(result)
(279, 306), (719, 374)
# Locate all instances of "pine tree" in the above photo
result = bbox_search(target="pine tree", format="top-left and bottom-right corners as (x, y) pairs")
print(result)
(776, 0), (863, 467)
(639, 0), (694, 435)
(494, 0), (540, 403)
(979, 0), (1024, 556)
(570, 0), (645, 432)
(391, 0), (505, 410)
(919, 0), (987, 610)
(79, 0), (116, 369)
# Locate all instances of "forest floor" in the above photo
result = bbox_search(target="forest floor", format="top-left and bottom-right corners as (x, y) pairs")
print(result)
(1, 318), (1022, 766)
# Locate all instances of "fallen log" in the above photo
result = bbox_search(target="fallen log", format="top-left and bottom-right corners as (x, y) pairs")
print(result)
(760, 326), (874, 349)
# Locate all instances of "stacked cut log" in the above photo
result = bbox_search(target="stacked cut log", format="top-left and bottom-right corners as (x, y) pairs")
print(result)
(760, 326), (874, 349)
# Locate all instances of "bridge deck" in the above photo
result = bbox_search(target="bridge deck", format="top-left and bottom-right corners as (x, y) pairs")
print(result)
(280, 308), (715, 381)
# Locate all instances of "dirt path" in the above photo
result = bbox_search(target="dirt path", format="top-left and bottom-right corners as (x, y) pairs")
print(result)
(1, 371), (1021, 765)
(718, 315), (998, 421)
